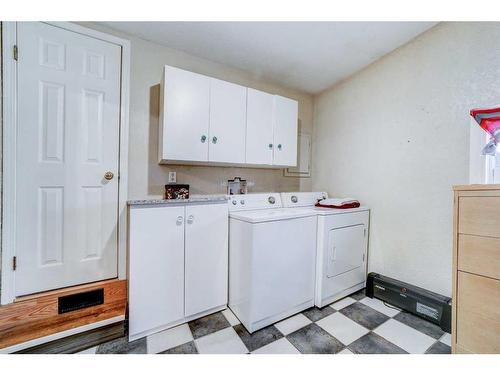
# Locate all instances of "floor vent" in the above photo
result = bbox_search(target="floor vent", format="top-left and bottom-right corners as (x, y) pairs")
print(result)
(58, 288), (104, 314)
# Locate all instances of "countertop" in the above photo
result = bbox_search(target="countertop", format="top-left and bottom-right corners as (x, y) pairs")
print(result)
(127, 194), (228, 206)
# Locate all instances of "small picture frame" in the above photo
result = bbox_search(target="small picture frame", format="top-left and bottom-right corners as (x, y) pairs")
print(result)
(165, 184), (190, 199)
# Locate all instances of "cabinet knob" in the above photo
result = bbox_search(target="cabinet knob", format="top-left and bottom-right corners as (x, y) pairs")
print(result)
(268, 143), (273, 150)
(176, 216), (183, 225)
(187, 215), (194, 224)
(277, 144), (282, 150)
(212, 136), (218, 144)
(201, 135), (207, 143)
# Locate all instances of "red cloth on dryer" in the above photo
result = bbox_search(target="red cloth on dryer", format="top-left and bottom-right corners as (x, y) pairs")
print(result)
(315, 198), (360, 209)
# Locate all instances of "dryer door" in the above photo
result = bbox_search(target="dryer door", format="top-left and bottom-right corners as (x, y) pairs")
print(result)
(327, 224), (365, 278)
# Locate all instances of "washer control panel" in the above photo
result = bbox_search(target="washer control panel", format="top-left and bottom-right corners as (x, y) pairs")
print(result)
(281, 192), (328, 208)
(228, 193), (282, 211)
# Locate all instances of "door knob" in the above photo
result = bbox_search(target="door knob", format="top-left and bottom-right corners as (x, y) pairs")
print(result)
(104, 171), (114, 180)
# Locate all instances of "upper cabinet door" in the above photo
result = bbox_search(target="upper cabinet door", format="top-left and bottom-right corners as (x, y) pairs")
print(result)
(245, 88), (274, 165)
(209, 79), (247, 163)
(160, 66), (210, 162)
(273, 95), (299, 167)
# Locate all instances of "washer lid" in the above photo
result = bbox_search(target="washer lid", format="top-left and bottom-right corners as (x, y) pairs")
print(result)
(229, 208), (316, 223)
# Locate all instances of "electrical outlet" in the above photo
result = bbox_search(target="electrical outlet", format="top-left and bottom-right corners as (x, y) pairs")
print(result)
(168, 172), (177, 183)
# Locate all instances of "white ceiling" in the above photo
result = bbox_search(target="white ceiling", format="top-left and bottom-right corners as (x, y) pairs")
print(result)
(101, 22), (437, 94)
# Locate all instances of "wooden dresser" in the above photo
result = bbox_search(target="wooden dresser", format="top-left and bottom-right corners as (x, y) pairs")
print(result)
(452, 184), (500, 354)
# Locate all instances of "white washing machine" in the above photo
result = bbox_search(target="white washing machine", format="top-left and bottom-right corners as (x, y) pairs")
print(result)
(228, 193), (317, 333)
(281, 192), (370, 308)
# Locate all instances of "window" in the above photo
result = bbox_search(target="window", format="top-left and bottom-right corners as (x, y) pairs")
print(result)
(490, 152), (500, 183)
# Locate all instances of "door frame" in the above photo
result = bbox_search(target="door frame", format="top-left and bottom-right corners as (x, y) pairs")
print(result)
(1, 22), (131, 305)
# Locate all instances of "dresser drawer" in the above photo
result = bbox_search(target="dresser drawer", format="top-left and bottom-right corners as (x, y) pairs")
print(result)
(458, 196), (500, 238)
(456, 272), (500, 353)
(458, 234), (500, 280)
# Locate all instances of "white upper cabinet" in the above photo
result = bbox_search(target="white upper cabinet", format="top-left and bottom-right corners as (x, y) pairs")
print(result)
(273, 95), (299, 167)
(159, 65), (298, 168)
(209, 79), (247, 164)
(159, 66), (210, 162)
(245, 88), (275, 165)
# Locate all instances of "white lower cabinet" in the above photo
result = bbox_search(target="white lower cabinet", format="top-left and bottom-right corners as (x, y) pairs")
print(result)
(185, 204), (228, 316)
(128, 202), (228, 340)
(128, 205), (185, 340)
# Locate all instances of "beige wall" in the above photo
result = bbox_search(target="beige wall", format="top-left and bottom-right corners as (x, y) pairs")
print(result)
(312, 22), (500, 297)
(82, 22), (314, 199)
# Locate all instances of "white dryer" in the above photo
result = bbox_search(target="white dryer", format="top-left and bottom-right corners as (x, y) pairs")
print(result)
(228, 193), (317, 333)
(281, 192), (370, 308)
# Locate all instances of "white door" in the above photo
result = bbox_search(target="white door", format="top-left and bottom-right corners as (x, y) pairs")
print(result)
(128, 206), (185, 339)
(160, 66), (210, 162)
(327, 225), (366, 280)
(208, 79), (247, 163)
(273, 95), (298, 166)
(15, 22), (122, 296)
(184, 204), (228, 317)
(245, 88), (274, 165)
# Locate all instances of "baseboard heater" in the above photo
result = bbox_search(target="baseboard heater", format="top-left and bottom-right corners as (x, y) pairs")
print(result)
(366, 273), (451, 333)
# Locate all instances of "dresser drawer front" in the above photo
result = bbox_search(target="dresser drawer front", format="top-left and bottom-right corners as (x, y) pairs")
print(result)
(458, 196), (500, 238)
(458, 234), (500, 280)
(456, 272), (500, 353)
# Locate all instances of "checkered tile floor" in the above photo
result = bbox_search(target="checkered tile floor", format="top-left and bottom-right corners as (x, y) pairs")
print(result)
(80, 290), (451, 354)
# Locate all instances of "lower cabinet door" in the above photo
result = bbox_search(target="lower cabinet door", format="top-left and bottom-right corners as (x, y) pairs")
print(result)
(456, 271), (500, 353)
(184, 203), (228, 317)
(129, 206), (185, 339)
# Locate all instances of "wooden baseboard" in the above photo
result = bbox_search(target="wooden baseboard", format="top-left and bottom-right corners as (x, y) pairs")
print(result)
(16, 321), (126, 354)
(0, 279), (127, 349)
